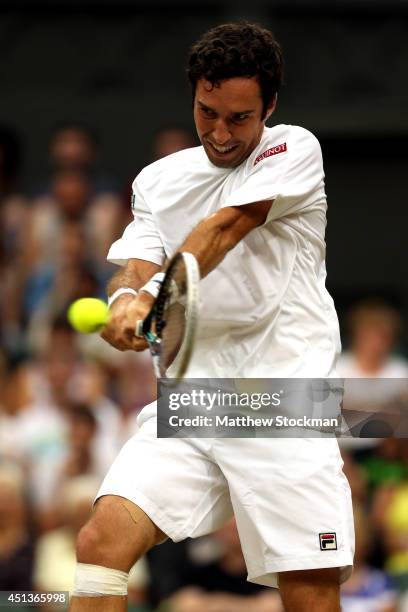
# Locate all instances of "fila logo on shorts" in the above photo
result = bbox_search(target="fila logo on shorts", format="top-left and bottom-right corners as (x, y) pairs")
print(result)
(254, 142), (287, 166)
(319, 533), (337, 551)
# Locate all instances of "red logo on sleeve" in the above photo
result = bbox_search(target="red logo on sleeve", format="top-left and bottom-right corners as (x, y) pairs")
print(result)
(254, 142), (287, 166)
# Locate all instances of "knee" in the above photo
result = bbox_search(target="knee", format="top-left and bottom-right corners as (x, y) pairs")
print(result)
(75, 496), (159, 571)
(76, 502), (132, 569)
(76, 519), (109, 565)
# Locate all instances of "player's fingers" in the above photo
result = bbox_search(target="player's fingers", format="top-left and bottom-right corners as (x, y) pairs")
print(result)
(130, 335), (148, 352)
(101, 328), (134, 352)
(100, 334), (127, 351)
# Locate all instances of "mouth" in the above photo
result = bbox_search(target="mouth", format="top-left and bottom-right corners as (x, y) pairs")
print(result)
(206, 141), (239, 156)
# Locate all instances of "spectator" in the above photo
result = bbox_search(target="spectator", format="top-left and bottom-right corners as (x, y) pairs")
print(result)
(161, 520), (283, 611)
(34, 476), (100, 593)
(0, 125), (27, 263)
(151, 127), (196, 161)
(24, 124), (125, 310)
(373, 480), (408, 590)
(13, 321), (121, 524)
(25, 169), (99, 270)
(0, 358), (31, 465)
(361, 440), (408, 491)
(338, 299), (408, 378)
(114, 352), (157, 436)
(0, 125), (30, 358)
(58, 405), (99, 481)
(46, 123), (118, 196)
(0, 463), (35, 591)
(24, 222), (104, 351)
(0, 353), (16, 462)
(341, 504), (397, 611)
(48, 124), (97, 174)
(338, 300), (408, 448)
(19, 169), (115, 361)
(37, 403), (109, 526)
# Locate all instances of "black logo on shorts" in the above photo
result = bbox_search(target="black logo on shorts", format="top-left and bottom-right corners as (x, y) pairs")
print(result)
(319, 533), (337, 550)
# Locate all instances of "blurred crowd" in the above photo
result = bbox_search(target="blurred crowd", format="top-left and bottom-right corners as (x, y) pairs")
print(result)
(0, 122), (408, 611)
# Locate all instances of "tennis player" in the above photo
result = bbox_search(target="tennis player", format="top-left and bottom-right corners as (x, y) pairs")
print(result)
(70, 23), (354, 611)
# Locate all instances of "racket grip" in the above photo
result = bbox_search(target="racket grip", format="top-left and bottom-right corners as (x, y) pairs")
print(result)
(135, 320), (144, 338)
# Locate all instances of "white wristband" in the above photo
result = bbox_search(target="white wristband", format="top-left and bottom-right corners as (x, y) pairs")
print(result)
(108, 287), (138, 308)
(140, 272), (165, 299)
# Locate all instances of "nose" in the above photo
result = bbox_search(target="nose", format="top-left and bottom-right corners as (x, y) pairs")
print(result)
(212, 120), (232, 145)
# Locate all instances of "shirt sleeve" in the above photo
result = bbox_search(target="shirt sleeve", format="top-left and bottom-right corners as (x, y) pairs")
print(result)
(221, 127), (325, 222)
(107, 180), (165, 266)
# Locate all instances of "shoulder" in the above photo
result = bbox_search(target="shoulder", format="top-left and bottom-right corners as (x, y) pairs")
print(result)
(272, 124), (321, 155)
(246, 124), (322, 171)
(132, 146), (207, 193)
(264, 124), (320, 147)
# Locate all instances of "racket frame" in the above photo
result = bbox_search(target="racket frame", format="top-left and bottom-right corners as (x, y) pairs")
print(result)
(141, 252), (200, 380)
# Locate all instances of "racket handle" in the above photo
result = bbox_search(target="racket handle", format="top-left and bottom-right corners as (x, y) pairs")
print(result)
(135, 320), (144, 338)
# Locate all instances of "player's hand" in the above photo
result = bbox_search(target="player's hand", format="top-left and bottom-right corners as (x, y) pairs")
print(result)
(101, 292), (154, 351)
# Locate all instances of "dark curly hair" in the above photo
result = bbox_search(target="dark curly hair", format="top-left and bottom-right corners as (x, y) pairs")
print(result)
(187, 23), (284, 119)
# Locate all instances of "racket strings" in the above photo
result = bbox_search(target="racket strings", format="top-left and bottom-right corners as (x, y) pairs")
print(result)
(146, 252), (198, 379)
(158, 263), (188, 375)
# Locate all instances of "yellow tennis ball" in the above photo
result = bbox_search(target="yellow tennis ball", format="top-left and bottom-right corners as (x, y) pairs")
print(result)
(67, 298), (109, 333)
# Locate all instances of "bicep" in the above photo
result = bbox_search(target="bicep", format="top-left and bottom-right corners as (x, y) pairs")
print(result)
(232, 199), (273, 227)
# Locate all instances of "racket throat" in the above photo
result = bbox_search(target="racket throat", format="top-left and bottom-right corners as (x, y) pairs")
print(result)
(147, 336), (164, 378)
(145, 330), (158, 344)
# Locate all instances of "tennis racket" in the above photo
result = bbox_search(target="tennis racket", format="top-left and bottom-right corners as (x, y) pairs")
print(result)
(135, 252), (200, 380)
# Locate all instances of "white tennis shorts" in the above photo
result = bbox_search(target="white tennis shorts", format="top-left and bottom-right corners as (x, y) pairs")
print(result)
(97, 401), (354, 588)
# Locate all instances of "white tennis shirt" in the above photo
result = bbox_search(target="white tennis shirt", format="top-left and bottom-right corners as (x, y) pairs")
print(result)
(108, 124), (341, 377)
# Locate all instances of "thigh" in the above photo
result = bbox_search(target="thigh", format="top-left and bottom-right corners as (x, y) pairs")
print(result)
(95, 495), (166, 543)
(78, 495), (165, 569)
(97, 405), (233, 542)
(214, 437), (354, 588)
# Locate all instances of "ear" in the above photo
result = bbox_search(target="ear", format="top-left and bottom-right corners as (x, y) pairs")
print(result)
(264, 94), (278, 122)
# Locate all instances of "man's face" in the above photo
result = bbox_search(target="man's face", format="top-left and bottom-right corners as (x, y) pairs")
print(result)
(194, 77), (275, 169)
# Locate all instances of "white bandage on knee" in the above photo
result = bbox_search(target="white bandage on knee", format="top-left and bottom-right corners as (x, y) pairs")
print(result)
(72, 563), (129, 597)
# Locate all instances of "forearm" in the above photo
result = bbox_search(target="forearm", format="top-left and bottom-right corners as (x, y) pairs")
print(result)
(107, 258), (161, 296)
(180, 215), (233, 278)
(178, 201), (271, 278)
